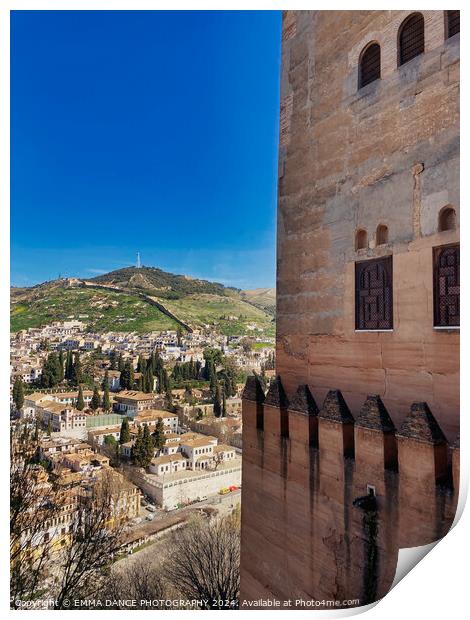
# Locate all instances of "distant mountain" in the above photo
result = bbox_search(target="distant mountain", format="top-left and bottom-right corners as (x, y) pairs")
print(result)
(10, 267), (275, 336)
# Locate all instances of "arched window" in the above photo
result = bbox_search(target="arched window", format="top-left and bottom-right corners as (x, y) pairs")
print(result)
(359, 43), (381, 88)
(438, 206), (456, 232)
(355, 229), (368, 250)
(355, 256), (393, 330)
(446, 11), (460, 39)
(399, 13), (425, 66)
(376, 224), (389, 245)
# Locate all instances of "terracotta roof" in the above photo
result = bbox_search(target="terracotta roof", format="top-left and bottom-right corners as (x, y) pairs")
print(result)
(397, 402), (447, 445)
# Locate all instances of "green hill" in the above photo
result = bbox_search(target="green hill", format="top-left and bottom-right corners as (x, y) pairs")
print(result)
(10, 267), (275, 337)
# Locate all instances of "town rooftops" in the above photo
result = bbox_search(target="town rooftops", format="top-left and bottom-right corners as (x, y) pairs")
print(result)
(115, 391), (155, 401)
(151, 454), (185, 465)
(181, 437), (216, 448)
(134, 409), (177, 420)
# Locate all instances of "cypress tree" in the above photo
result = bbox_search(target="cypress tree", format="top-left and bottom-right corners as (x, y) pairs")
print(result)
(90, 386), (101, 411)
(119, 417), (131, 444)
(65, 350), (73, 381)
(142, 423), (155, 465)
(222, 388), (227, 418)
(109, 350), (117, 370)
(71, 352), (82, 386)
(209, 369), (218, 397)
(102, 382), (111, 412)
(76, 386), (85, 411)
(118, 353), (125, 372)
(13, 377), (25, 411)
(213, 382), (222, 418)
(58, 350), (65, 382)
(144, 366), (153, 393)
(101, 370), (109, 391)
(137, 354), (145, 374)
(152, 418), (165, 451)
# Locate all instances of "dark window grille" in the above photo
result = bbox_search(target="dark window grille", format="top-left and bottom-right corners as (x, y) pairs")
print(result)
(447, 11), (460, 38)
(399, 13), (425, 66)
(359, 43), (381, 88)
(434, 244), (460, 327)
(355, 256), (393, 330)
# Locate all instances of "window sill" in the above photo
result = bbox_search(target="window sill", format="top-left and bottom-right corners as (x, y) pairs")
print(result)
(355, 329), (393, 333)
(433, 326), (460, 331)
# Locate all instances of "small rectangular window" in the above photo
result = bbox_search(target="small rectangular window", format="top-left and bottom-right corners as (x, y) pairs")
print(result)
(355, 256), (393, 330)
(433, 244), (460, 327)
(447, 11), (460, 39)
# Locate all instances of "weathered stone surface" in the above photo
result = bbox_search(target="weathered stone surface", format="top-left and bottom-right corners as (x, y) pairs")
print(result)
(319, 389), (355, 424)
(241, 9), (459, 609)
(288, 383), (318, 415)
(356, 394), (396, 432)
(242, 375), (265, 403)
(397, 402), (447, 444)
(264, 375), (289, 408)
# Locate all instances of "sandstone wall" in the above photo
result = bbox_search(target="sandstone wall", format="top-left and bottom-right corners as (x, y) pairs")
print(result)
(277, 10), (459, 440)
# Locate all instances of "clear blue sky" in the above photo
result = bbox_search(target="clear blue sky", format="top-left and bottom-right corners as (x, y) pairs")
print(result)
(11, 10), (282, 289)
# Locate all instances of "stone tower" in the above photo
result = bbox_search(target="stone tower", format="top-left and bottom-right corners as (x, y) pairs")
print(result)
(241, 10), (459, 608)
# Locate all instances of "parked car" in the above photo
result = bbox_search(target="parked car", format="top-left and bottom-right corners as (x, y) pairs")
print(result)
(146, 504), (156, 512)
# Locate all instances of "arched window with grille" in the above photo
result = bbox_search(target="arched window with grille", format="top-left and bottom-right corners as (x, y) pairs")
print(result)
(433, 244), (459, 327)
(359, 42), (381, 89)
(446, 11), (460, 39)
(355, 256), (393, 330)
(398, 13), (425, 66)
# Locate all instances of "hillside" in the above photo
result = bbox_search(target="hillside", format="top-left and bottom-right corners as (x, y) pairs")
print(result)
(11, 267), (275, 336)
(90, 266), (238, 299)
(240, 287), (276, 315)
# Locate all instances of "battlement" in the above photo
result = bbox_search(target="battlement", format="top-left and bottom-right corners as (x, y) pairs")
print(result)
(240, 375), (459, 607)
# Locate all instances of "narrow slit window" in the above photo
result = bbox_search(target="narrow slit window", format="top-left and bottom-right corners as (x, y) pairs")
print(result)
(359, 43), (381, 88)
(399, 13), (425, 66)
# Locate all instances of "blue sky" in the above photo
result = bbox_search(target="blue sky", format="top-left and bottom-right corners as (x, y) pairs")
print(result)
(11, 10), (282, 289)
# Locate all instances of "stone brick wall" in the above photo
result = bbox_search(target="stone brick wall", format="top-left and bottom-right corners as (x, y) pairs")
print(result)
(276, 10), (459, 439)
(240, 377), (458, 607)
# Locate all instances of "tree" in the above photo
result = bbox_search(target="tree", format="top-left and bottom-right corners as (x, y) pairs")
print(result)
(137, 354), (145, 374)
(118, 352), (125, 372)
(165, 514), (240, 608)
(90, 386), (101, 411)
(120, 361), (135, 390)
(76, 386), (85, 411)
(101, 370), (109, 390)
(209, 368), (218, 397)
(71, 352), (82, 386)
(132, 425), (154, 468)
(143, 365), (154, 393)
(119, 417), (131, 444)
(13, 377), (24, 412)
(10, 424), (60, 607)
(222, 388), (227, 418)
(58, 350), (65, 383)
(152, 419), (165, 451)
(41, 352), (62, 388)
(65, 350), (74, 381)
(104, 434), (116, 447)
(213, 382), (222, 418)
(109, 350), (117, 371)
(52, 470), (125, 609)
(102, 382), (111, 412)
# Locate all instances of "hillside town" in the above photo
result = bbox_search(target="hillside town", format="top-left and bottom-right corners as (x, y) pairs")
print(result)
(10, 319), (275, 602)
